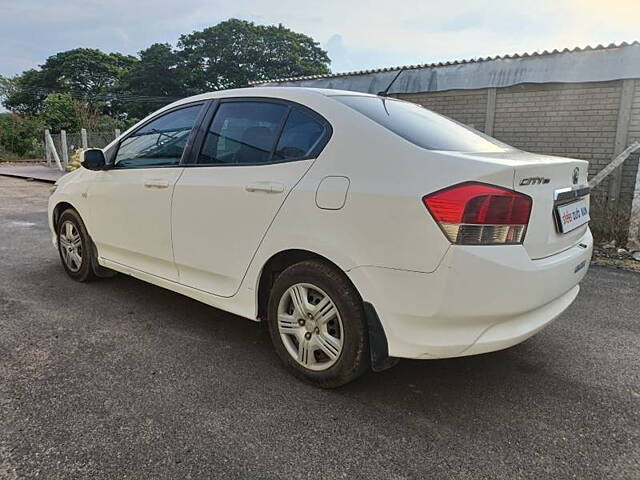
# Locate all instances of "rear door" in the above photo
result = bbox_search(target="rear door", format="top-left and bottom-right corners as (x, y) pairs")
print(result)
(87, 103), (205, 281)
(171, 98), (331, 297)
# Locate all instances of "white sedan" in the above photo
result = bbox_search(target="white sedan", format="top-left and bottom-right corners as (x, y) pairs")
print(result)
(49, 87), (592, 387)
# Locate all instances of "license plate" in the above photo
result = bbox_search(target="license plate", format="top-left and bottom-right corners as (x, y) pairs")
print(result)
(556, 198), (590, 233)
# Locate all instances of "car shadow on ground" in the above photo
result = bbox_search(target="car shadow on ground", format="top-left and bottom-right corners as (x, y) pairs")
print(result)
(92, 270), (596, 443)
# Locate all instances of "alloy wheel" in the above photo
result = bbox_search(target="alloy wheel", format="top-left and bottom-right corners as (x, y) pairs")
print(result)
(277, 283), (344, 371)
(59, 220), (83, 272)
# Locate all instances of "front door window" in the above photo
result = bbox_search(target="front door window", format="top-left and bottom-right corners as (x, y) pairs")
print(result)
(115, 104), (202, 168)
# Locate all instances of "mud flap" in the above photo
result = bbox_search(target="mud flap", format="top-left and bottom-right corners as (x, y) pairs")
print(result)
(90, 239), (117, 278)
(363, 302), (399, 372)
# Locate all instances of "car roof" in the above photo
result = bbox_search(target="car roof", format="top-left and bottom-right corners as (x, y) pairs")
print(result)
(109, 87), (376, 149)
(167, 86), (375, 109)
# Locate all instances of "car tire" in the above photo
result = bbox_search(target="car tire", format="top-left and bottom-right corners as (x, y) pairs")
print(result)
(57, 209), (112, 282)
(267, 260), (369, 388)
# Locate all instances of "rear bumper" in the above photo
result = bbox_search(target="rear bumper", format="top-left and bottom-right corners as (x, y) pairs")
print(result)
(347, 228), (592, 359)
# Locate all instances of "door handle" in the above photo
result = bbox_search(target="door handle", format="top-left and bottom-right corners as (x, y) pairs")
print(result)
(144, 180), (170, 189)
(245, 182), (285, 194)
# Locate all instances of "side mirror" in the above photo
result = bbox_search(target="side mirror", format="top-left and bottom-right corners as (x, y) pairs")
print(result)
(82, 149), (106, 171)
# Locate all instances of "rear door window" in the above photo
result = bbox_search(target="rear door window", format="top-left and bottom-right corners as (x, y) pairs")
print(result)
(198, 102), (288, 165)
(198, 101), (330, 165)
(334, 95), (512, 152)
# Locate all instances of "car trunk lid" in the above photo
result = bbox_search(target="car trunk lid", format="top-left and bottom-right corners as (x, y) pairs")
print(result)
(439, 150), (590, 259)
(512, 154), (590, 259)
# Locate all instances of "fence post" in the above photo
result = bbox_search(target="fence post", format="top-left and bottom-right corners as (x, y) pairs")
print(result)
(44, 129), (51, 167)
(628, 161), (640, 251)
(484, 87), (497, 136)
(115, 128), (121, 139)
(44, 130), (63, 171)
(607, 79), (635, 208)
(81, 128), (88, 149)
(60, 130), (69, 168)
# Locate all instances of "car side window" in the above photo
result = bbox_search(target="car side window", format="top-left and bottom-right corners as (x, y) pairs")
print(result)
(273, 109), (326, 161)
(198, 102), (288, 165)
(114, 104), (202, 168)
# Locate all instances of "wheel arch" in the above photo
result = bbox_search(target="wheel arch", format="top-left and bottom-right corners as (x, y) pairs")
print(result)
(256, 249), (348, 322)
(52, 201), (78, 229)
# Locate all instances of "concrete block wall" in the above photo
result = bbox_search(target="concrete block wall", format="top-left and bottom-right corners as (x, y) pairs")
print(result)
(492, 82), (621, 197)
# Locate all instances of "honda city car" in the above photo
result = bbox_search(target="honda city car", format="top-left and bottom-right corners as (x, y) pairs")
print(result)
(49, 87), (592, 387)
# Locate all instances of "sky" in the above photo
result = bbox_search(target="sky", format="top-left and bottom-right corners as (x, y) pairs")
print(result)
(0, 0), (639, 79)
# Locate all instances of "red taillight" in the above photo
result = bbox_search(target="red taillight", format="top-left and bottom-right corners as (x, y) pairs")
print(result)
(422, 182), (532, 245)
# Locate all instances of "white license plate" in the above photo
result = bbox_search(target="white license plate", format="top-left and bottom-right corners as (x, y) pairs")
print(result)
(556, 198), (590, 233)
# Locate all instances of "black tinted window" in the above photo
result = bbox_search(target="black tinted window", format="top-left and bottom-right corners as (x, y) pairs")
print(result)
(115, 105), (201, 167)
(334, 96), (511, 152)
(199, 102), (288, 165)
(273, 109), (326, 161)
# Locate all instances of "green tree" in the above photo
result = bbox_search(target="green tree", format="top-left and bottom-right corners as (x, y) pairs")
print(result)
(2, 20), (332, 121)
(177, 19), (330, 91)
(3, 48), (138, 114)
(0, 75), (14, 105)
(40, 93), (81, 132)
(40, 48), (137, 100)
(2, 69), (48, 114)
(117, 43), (188, 119)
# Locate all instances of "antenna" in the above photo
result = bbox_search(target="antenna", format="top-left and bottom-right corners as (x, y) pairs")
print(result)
(378, 68), (405, 97)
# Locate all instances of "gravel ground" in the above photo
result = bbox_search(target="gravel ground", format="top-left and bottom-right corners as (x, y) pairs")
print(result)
(0, 176), (638, 479)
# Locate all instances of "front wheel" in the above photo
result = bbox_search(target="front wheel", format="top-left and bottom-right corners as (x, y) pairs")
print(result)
(267, 260), (369, 388)
(57, 209), (110, 282)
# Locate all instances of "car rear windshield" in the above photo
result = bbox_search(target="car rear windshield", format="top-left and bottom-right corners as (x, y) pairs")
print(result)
(333, 95), (512, 152)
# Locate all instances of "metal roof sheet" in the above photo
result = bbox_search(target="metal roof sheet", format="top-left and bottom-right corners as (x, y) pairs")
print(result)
(252, 41), (640, 94)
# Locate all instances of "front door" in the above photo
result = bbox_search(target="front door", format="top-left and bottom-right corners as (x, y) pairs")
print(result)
(171, 100), (331, 296)
(87, 103), (204, 281)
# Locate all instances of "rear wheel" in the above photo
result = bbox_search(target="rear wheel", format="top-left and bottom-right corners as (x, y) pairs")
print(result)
(267, 260), (369, 388)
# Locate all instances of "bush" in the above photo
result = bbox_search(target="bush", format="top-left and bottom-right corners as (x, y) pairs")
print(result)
(66, 148), (83, 171)
(589, 193), (631, 248)
(0, 113), (43, 158)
